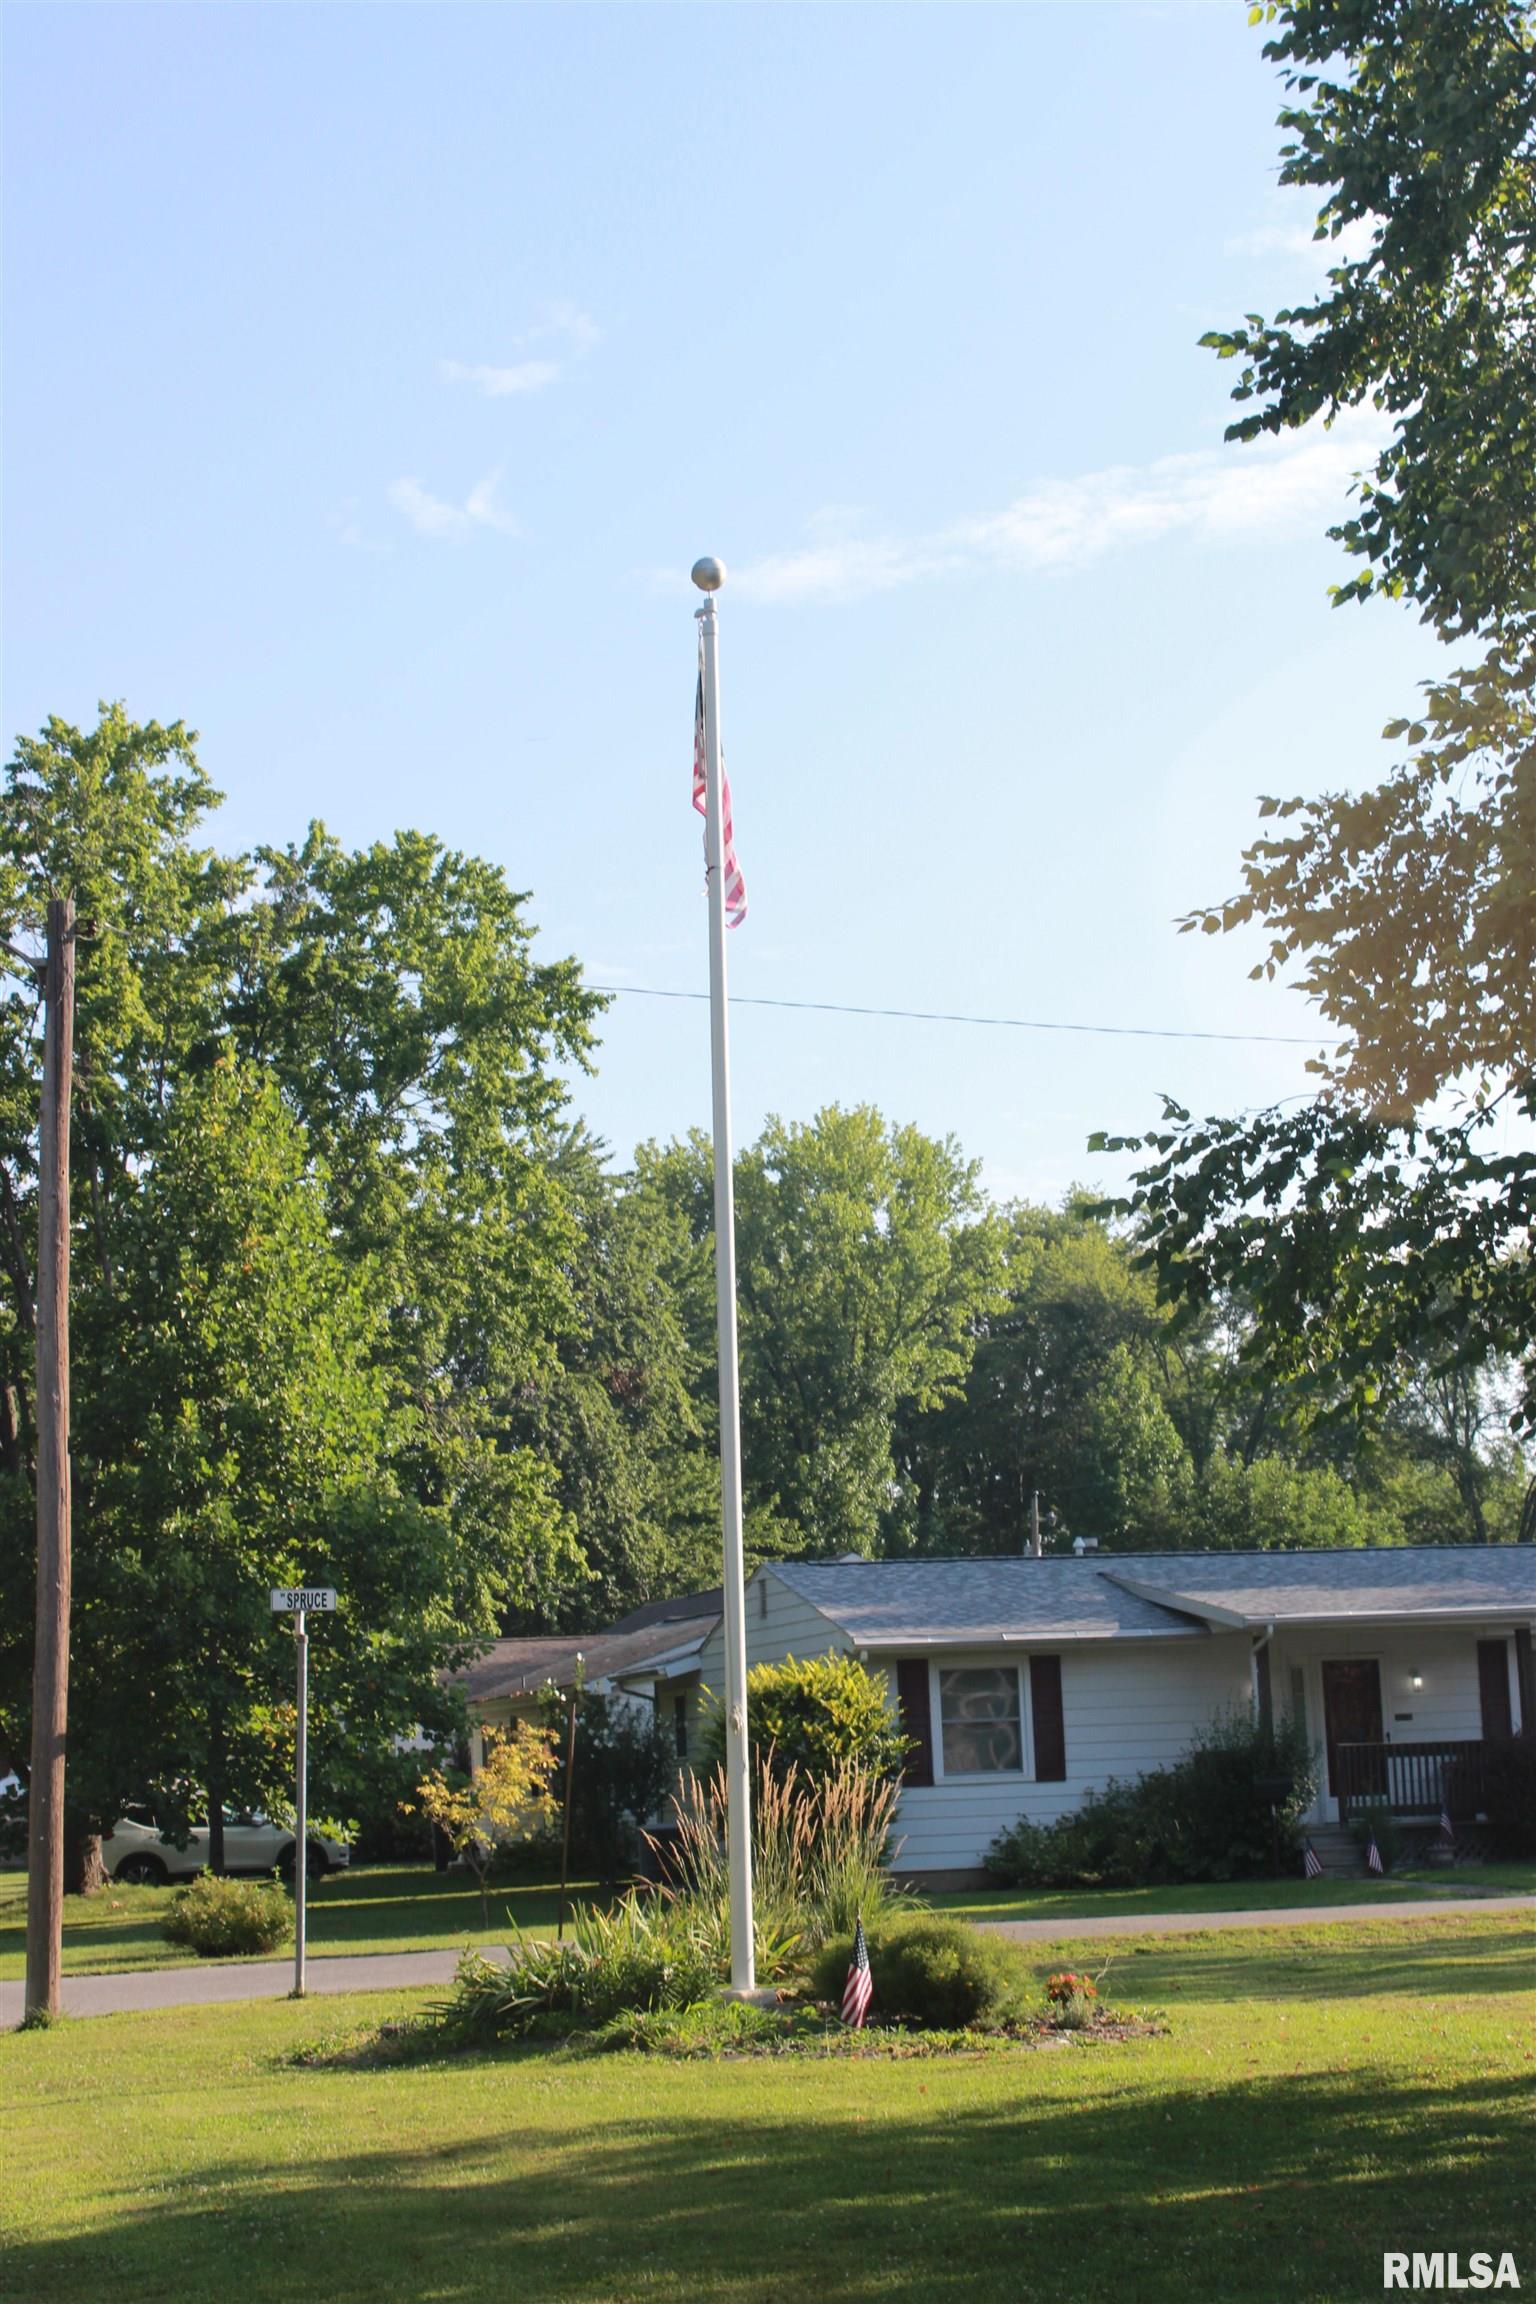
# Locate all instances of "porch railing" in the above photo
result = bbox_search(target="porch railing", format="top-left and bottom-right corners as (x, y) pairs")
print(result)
(1335, 1739), (1488, 1822)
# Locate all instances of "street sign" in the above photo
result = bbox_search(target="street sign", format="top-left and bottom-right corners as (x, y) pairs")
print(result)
(269, 1587), (337, 1612)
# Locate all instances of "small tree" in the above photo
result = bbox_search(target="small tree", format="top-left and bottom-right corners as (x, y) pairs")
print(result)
(407, 1722), (559, 1923)
(701, 1653), (911, 1785)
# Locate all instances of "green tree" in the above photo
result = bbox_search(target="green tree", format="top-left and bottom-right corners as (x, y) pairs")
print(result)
(223, 824), (601, 1625)
(1204, 0), (1536, 639)
(1105, 2), (1536, 1477)
(895, 1200), (1186, 1553)
(506, 1134), (719, 1628)
(72, 1062), (452, 1866)
(0, 708), (603, 1864)
(635, 1108), (1004, 1559)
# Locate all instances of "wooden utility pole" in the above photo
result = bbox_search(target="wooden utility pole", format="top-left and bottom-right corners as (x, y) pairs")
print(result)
(24, 897), (75, 2024)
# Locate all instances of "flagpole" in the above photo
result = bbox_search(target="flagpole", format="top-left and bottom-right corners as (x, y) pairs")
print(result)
(692, 553), (755, 1996)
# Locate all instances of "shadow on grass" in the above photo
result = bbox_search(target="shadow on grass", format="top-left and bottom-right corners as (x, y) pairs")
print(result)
(301, 1864), (601, 1947)
(9, 2061), (1531, 2304)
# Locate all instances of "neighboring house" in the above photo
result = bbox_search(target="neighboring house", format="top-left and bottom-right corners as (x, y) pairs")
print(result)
(458, 1602), (719, 1772)
(691, 1548), (1536, 1883)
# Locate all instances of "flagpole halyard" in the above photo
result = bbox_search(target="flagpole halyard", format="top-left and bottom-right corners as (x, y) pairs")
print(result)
(692, 554), (755, 1996)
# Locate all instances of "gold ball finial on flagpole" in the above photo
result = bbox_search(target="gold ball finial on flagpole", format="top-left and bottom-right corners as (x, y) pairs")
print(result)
(691, 556), (726, 592)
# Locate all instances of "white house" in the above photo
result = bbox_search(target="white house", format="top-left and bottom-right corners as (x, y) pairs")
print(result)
(690, 1548), (1536, 1882)
(457, 1595), (720, 1770)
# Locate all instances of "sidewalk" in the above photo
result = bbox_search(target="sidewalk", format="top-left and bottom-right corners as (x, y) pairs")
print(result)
(4, 1895), (1529, 2025)
(978, 1892), (1536, 1944)
(0, 1943), (509, 2026)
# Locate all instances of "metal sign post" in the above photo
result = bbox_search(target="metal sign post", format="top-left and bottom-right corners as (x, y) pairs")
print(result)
(270, 1587), (337, 1997)
(293, 1607), (309, 1996)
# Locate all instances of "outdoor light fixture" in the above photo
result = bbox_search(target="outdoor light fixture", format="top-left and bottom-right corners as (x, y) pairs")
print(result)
(1410, 1670), (1423, 1690)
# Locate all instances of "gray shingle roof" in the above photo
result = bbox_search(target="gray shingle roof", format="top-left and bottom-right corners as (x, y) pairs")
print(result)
(1102, 1548), (1536, 1628)
(768, 1557), (1207, 1646)
(767, 1548), (1536, 1646)
(456, 1616), (718, 1705)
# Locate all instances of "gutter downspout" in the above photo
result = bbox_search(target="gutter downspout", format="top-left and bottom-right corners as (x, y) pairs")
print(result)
(1251, 1622), (1276, 1732)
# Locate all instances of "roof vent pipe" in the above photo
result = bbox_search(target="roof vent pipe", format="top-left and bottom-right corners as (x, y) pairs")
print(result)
(1072, 1536), (1099, 1557)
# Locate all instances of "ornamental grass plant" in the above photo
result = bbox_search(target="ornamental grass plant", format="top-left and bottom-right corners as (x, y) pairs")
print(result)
(662, 1754), (909, 1973)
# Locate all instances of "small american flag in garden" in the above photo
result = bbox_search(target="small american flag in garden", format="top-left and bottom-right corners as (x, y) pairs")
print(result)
(1439, 1790), (1455, 1843)
(1366, 1832), (1385, 1876)
(841, 1914), (873, 2029)
(694, 660), (747, 927)
(1303, 1839), (1323, 1879)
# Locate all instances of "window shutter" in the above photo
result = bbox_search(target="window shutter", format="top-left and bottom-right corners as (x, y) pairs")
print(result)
(1029, 1654), (1066, 1782)
(1516, 1628), (1536, 1738)
(896, 1658), (934, 1786)
(1478, 1640), (1514, 1743)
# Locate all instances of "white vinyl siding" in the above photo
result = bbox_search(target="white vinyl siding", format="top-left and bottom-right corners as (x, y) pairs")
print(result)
(880, 1636), (1250, 1875)
(693, 1566), (852, 1700)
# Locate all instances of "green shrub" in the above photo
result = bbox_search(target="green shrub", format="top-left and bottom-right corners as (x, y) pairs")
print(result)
(984, 1711), (1317, 1889)
(426, 1893), (721, 2046)
(162, 1872), (294, 1958)
(810, 1914), (1034, 2031)
(1482, 1737), (1536, 1858)
(700, 1654), (910, 1784)
(592, 1999), (788, 2057)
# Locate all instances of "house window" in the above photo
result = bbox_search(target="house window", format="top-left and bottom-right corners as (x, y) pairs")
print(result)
(673, 1692), (689, 1761)
(938, 1666), (1023, 1775)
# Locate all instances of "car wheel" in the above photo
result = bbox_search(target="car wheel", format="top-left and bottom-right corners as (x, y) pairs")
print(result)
(278, 1840), (328, 1881)
(115, 1852), (168, 1886)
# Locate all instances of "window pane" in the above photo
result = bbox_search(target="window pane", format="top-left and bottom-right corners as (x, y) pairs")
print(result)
(938, 1667), (1022, 1775)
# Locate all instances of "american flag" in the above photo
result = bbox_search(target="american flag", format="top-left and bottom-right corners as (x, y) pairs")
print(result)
(1366, 1832), (1385, 1875)
(1303, 1839), (1323, 1879)
(1439, 1785), (1455, 1842)
(694, 664), (747, 928)
(841, 1914), (873, 2029)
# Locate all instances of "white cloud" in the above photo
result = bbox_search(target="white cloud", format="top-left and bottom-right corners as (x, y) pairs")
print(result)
(441, 358), (561, 397)
(387, 469), (518, 539)
(439, 307), (601, 400)
(733, 407), (1388, 605)
(528, 299), (602, 353)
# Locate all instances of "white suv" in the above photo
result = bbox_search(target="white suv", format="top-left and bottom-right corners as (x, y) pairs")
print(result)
(100, 1805), (350, 1885)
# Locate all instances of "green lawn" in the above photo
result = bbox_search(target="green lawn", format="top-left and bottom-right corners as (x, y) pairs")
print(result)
(4, 1857), (1532, 1982)
(0, 1861), (604, 1979)
(930, 1861), (1536, 1926)
(2, 1912), (1532, 2303)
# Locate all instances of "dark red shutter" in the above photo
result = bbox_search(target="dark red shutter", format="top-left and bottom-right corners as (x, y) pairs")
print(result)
(1029, 1654), (1066, 1782)
(896, 1658), (934, 1786)
(1516, 1629), (1536, 1739)
(1478, 1640), (1514, 1742)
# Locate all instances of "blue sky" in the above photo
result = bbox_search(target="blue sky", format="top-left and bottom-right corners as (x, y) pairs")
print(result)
(4, 3), (1448, 1203)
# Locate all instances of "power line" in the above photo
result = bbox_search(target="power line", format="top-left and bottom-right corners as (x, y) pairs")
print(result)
(588, 983), (1341, 1050)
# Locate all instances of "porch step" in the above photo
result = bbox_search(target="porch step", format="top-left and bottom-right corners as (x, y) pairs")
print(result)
(1303, 1826), (1364, 1878)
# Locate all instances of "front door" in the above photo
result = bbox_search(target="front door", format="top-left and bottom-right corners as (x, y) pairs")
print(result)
(1322, 1658), (1384, 1809)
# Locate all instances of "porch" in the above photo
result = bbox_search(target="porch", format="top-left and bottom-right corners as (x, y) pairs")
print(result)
(1265, 1619), (1529, 1828)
